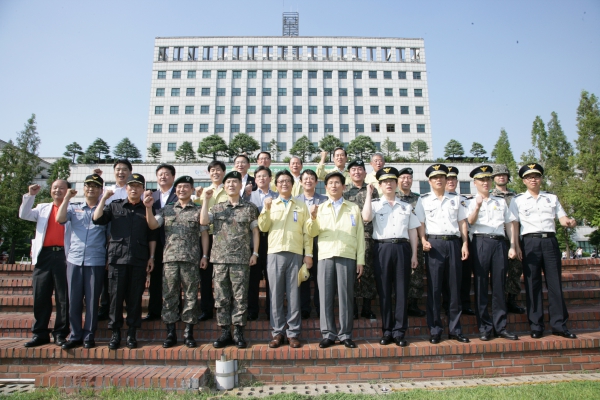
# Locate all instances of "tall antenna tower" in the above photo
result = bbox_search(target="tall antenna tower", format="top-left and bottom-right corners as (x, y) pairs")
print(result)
(282, 12), (299, 36)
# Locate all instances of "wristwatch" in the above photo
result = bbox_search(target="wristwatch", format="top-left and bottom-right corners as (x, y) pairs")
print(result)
(252, 252), (259, 257)
(202, 254), (208, 259)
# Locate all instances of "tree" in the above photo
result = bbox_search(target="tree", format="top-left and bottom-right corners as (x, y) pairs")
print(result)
(443, 139), (465, 159)
(0, 114), (43, 263)
(197, 134), (229, 161)
(147, 144), (161, 163)
(228, 133), (260, 156)
(380, 137), (398, 161)
(175, 141), (197, 163)
(113, 137), (142, 160)
(63, 142), (83, 163)
(347, 135), (376, 159)
(491, 128), (518, 183)
(269, 139), (281, 161)
(409, 140), (429, 162)
(530, 116), (547, 164)
(289, 136), (317, 162)
(46, 158), (71, 187)
(470, 142), (487, 159)
(80, 138), (110, 163)
(319, 135), (344, 161)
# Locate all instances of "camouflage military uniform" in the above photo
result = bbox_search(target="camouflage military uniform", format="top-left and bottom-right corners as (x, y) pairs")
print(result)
(397, 191), (425, 301)
(344, 183), (378, 299)
(156, 201), (203, 325)
(490, 188), (522, 296)
(209, 199), (259, 326)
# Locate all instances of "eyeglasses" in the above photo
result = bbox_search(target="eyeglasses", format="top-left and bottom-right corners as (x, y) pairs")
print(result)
(277, 179), (292, 185)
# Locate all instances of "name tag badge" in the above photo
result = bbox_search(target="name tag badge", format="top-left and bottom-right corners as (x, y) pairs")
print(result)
(350, 214), (356, 226)
(293, 211), (298, 222)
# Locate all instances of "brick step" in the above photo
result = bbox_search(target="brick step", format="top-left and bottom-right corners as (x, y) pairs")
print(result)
(1, 332), (599, 383)
(34, 365), (209, 392)
(1, 306), (598, 341)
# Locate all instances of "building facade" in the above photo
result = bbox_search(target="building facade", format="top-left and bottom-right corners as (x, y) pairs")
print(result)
(146, 36), (433, 161)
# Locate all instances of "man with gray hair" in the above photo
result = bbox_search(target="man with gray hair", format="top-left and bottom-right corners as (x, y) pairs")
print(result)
(365, 152), (385, 188)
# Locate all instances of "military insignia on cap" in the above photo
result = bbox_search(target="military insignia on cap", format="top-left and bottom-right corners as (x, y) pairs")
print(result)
(133, 174), (139, 179)
(528, 164), (536, 169)
(448, 167), (453, 171)
(481, 166), (488, 172)
(432, 165), (441, 170)
(383, 168), (391, 173)
(93, 176), (98, 179)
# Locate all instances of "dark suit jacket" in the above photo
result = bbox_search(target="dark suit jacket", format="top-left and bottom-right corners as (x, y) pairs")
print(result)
(152, 187), (178, 246)
(296, 192), (328, 206)
(245, 175), (258, 192)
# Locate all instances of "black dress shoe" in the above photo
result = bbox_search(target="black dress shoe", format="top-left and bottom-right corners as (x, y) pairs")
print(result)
(379, 335), (393, 345)
(530, 331), (543, 339)
(479, 332), (493, 341)
(126, 329), (137, 349)
(108, 331), (121, 350)
(462, 307), (476, 316)
(552, 330), (577, 339)
(361, 310), (376, 319)
(449, 334), (470, 343)
(394, 337), (408, 347)
(24, 336), (50, 348)
(83, 340), (95, 349)
(142, 313), (161, 321)
(247, 312), (258, 321)
(61, 340), (83, 350)
(494, 330), (519, 340)
(301, 311), (310, 319)
(407, 301), (426, 317)
(342, 339), (357, 348)
(430, 335), (441, 344)
(54, 336), (67, 346)
(319, 338), (335, 348)
(198, 312), (213, 322)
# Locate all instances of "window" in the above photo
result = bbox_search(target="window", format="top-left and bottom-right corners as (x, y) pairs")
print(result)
(187, 70), (196, 79)
(324, 88), (332, 96)
(171, 88), (180, 96)
(323, 71), (332, 79)
(369, 88), (378, 96)
(199, 124), (208, 132)
(416, 106), (424, 115)
(324, 106), (333, 114)
(262, 106), (271, 114)
(173, 47), (183, 61)
(215, 124), (224, 133)
(354, 88), (363, 96)
(231, 106), (240, 114)
(370, 105), (379, 114)
(172, 71), (181, 79)
(293, 70), (302, 78)
(371, 124), (380, 132)
(278, 88), (287, 96)
(232, 71), (242, 79)
(278, 106), (287, 114)
(247, 106), (256, 114)
(308, 71), (317, 78)
(169, 124), (178, 133)
(201, 105), (209, 114)
(309, 88), (317, 96)
(309, 124), (318, 132)
(248, 70), (257, 79)
(402, 124), (410, 133)
(170, 106), (179, 114)
(263, 88), (272, 96)
(216, 106), (225, 114)
(338, 71), (347, 79)
(293, 106), (302, 114)
(263, 70), (272, 79)
(355, 124), (364, 133)
(419, 181), (431, 194)
(217, 71), (226, 79)
(384, 88), (393, 96)
(184, 124), (193, 132)
(158, 48), (168, 61)
(403, 142), (411, 152)
(186, 88), (195, 96)
(413, 71), (422, 80)
(309, 106), (318, 114)
(157, 71), (166, 79)
(369, 70), (377, 79)
(262, 124), (271, 132)
(293, 124), (302, 132)
(353, 71), (362, 79)
(217, 88), (226, 96)
(155, 106), (163, 115)
(355, 106), (363, 114)
(324, 124), (333, 132)
(229, 88), (239, 96)
(202, 70), (211, 78)
(401, 106), (409, 114)
(153, 124), (162, 133)
(339, 88), (348, 96)
(201, 88), (210, 96)
(247, 88), (256, 96)
(414, 89), (423, 97)
(278, 142), (287, 151)
(293, 88), (302, 96)
(339, 106), (348, 114)
(156, 88), (165, 96)
(340, 124), (349, 132)
(278, 70), (287, 78)
(383, 71), (392, 79)
(185, 105), (194, 114)
(417, 124), (426, 133)
(167, 143), (176, 151)
(398, 71), (407, 79)
(386, 124), (395, 132)
(231, 124), (240, 133)
(385, 106), (394, 115)
(399, 88), (408, 97)
(460, 182), (471, 195)
(246, 124), (255, 133)
(151, 143), (161, 151)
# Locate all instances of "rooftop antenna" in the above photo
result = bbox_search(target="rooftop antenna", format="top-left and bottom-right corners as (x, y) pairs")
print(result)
(282, 12), (299, 36)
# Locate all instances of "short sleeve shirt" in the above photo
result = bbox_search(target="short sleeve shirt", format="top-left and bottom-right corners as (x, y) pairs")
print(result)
(370, 198), (421, 240)
(467, 195), (516, 236)
(414, 192), (469, 236)
(509, 191), (567, 235)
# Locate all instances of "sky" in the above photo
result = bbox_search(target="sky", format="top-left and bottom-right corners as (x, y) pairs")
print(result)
(0, 0), (598, 160)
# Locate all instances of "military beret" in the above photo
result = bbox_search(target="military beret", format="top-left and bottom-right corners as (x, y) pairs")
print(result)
(376, 167), (400, 181)
(126, 173), (145, 187)
(84, 174), (103, 187)
(470, 165), (493, 179)
(223, 170), (243, 182)
(446, 166), (459, 177)
(324, 171), (345, 185)
(174, 175), (194, 187)
(347, 159), (366, 171)
(519, 163), (544, 178)
(425, 164), (449, 178)
(398, 167), (413, 176)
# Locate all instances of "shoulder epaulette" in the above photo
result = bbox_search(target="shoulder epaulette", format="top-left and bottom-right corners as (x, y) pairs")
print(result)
(514, 193), (523, 198)
(372, 198), (381, 202)
(541, 190), (554, 195)
(412, 192), (420, 197)
(421, 193), (431, 198)
(112, 198), (125, 203)
(447, 192), (457, 196)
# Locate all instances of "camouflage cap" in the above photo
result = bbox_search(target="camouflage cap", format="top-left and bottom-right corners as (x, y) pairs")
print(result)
(491, 164), (511, 179)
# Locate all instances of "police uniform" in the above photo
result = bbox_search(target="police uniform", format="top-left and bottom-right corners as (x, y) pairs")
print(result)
(467, 166), (518, 340)
(367, 167), (421, 346)
(508, 164), (575, 338)
(414, 164), (470, 343)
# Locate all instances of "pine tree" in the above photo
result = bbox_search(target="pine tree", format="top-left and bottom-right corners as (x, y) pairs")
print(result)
(228, 133), (260, 156)
(63, 142), (83, 163)
(46, 158), (71, 187)
(470, 142), (487, 159)
(443, 139), (465, 159)
(347, 135), (376, 159)
(319, 135), (344, 161)
(175, 141), (197, 163)
(197, 135), (229, 160)
(381, 137), (399, 161)
(113, 137), (142, 160)
(530, 116), (547, 164)
(147, 144), (161, 163)
(409, 140), (429, 162)
(491, 129), (519, 190)
(290, 136), (317, 162)
(81, 138), (110, 163)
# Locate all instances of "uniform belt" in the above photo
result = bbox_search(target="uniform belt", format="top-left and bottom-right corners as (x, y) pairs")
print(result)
(42, 246), (64, 252)
(472, 234), (505, 240)
(523, 232), (555, 238)
(260, 232), (268, 237)
(375, 238), (409, 244)
(427, 235), (459, 241)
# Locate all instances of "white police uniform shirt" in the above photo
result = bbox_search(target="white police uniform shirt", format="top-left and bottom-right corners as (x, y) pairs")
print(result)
(467, 195), (516, 237)
(414, 192), (469, 236)
(368, 198), (421, 240)
(509, 191), (567, 236)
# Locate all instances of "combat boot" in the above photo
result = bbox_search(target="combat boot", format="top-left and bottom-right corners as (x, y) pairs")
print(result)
(108, 330), (121, 350)
(506, 294), (526, 314)
(213, 326), (233, 348)
(184, 324), (197, 348)
(360, 298), (376, 319)
(126, 328), (137, 349)
(163, 323), (177, 348)
(233, 325), (247, 349)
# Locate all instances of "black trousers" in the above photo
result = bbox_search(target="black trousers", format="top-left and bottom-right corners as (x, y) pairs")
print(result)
(32, 248), (69, 338)
(442, 239), (472, 310)
(301, 237), (320, 314)
(471, 237), (508, 334)
(146, 243), (164, 316)
(426, 238), (463, 336)
(248, 232), (270, 316)
(521, 236), (569, 332)
(107, 264), (146, 330)
(99, 270), (109, 315)
(199, 235), (214, 314)
(373, 241), (411, 338)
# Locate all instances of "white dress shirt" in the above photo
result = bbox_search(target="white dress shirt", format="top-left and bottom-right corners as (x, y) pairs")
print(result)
(467, 195), (516, 237)
(368, 198), (421, 240)
(414, 192), (469, 236)
(159, 186), (174, 207)
(509, 191), (567, 235)
(105, 183), (128, 205)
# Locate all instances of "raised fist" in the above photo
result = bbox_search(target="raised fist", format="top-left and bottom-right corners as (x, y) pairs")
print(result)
(28, 184), (41, 196)
(263, 197), (273, 210)
(309, 204), (318, 219)
(93, 168), (103, 176)
(475, 194), (483, 206)
(102, 189), (114, 200)
(66, 189), (77, 199)
(143, 196), (154, 208)
(195, 186), (203, 197)
(204, 189), (213, 200)
(320, 151), (328, 162)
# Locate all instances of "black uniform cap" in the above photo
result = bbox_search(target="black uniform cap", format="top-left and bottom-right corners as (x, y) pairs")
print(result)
(519, 163), (544, 178)
(173, 175), (194, 187)
(126, 174), (145, 187)
(84, 174), (104, 187)
(425, 164), (449, 178)
(376, 167), (400, 181)
(469, 165), (493, 179)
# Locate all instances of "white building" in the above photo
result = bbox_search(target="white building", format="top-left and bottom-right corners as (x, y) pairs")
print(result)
(146, 36), (433, 161)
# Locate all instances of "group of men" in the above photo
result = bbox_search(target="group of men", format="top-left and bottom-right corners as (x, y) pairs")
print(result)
(19, 147), (577, 350)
